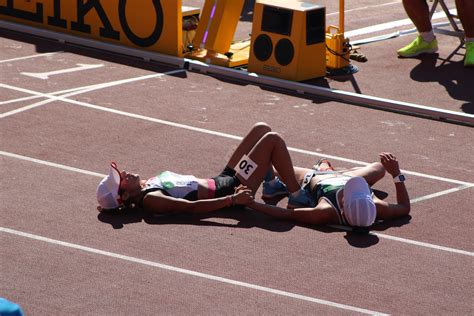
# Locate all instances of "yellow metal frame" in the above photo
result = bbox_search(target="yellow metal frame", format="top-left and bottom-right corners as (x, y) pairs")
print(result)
(184, 0), (249, 67)
(325, 0), (351, 70)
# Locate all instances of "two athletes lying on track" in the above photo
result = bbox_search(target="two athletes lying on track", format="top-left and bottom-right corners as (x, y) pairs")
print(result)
(96, 122), (410, 228)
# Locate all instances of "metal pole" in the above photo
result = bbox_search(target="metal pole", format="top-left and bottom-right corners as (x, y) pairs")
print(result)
(339, 0), (345, 34)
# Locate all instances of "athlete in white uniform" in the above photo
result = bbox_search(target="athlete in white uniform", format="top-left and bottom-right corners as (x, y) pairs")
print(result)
(245, 153), (411, 228)
(143, 171), (201, 200)
(96, 123), (315, 214)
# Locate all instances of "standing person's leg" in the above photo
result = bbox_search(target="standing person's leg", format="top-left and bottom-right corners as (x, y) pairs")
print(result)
(403, 0), (432, 33)
(455, 0), (474, 37)
(398, 0), (438, 57)
(455, 0), (474, 66)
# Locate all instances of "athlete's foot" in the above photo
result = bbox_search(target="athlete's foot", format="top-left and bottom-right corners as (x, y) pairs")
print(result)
(397, 36), (438, 58)
(465, 42), (474, 67)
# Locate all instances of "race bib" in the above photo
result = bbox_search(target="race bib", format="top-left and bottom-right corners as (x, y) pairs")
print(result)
(234, 155), (258, 180)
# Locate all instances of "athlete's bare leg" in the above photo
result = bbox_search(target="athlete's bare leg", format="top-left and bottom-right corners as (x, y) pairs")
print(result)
(237, 132), (301, 194)
(456, 0), (474, 37)
(402, 0), (432, 33)
(290, 162), (385, 187)
(226, 122), (271, 169)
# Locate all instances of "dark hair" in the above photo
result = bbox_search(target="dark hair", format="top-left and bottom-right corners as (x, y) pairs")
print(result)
(97, 191), (142, 214)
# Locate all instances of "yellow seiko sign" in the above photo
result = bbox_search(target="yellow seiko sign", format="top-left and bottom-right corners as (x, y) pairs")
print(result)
(0, 0), (183, 57)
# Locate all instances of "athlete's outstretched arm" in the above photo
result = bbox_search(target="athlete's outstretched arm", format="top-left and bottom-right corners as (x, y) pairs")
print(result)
(247, 200), (335, 225)
(143, 189), (253, 214)
(375, 153), (411, 220)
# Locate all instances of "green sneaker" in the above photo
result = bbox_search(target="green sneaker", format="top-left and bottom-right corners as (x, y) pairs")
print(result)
(465, 42), (474, 67)
(397, 35), (438, 57)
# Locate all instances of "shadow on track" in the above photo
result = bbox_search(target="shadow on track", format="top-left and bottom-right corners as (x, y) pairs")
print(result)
(97, 206), (411, 249)
(408, 53), (474, 114)
(97, 206), (296, 232)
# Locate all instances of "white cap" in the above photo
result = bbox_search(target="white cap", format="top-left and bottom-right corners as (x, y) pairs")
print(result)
(343, 177), (376, 227)
(96, 162), (122, 210)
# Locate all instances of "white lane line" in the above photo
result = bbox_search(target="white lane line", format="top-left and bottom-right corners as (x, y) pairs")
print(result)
(373, 232), (474, 256)
(21, 63), (104, 80)
(0, 69), (184, 118)
(0, 83), (243, 140)
(1, 94), (45, 105)
(345, 9), (457, 38)
(0, 85), (88, 105)
(0, 98), (55, 118)
(0, 52), (59, 64)
(328, 224), (474, 257)
(287, 146), (473, 186)
(0, 227), (388, 316)
(0, 151), (105, 178)
(410, 185), (474, 204)
(1, 83), (472, 187)
(327, 1), (401, 16)
(0, 75), (163, 105)
(1, 149), (473, 258)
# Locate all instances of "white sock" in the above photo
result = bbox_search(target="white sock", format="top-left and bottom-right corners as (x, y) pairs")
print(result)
(420, 31), (435, 43)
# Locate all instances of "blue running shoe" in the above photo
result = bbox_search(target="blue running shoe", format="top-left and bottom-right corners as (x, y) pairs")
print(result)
(262, 177), (288, 199)
(287, 189), (315, 209)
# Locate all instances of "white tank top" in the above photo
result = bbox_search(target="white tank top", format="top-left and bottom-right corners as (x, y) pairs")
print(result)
(144, 171), (199, 199)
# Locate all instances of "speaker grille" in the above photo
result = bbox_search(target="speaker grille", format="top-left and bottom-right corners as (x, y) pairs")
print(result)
(261, 6), (293, 36)
(275, 38), (294, 66)
(253, 34), (273, 62)
(306, 8), (326, 45)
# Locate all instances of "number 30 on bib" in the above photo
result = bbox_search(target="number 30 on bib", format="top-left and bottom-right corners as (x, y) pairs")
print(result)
(234, 155), (258, 180)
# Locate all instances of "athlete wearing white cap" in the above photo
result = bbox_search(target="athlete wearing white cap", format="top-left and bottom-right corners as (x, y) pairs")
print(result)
(96, 162), (123, 210)
(96, 123), (316, 214)
(342, 176), (377, 227)
(246, 152), (410, 229)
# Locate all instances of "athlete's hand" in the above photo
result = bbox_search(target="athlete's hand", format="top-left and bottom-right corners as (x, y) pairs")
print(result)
(379, 152), (401, 177)
(233, 185), (254, 205)
(234, 184), (251, 195)
(233, 191), (254, 205)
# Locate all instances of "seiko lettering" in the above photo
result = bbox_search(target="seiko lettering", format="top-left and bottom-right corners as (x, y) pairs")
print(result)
(0, 0), (177, 53)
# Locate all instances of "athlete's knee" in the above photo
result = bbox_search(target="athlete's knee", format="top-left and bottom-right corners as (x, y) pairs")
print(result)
(252, 122), (272, 134)
(262, 131), (283, 143)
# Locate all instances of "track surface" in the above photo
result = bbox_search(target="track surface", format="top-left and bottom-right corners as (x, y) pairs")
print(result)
(1, 0), (473, 315)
